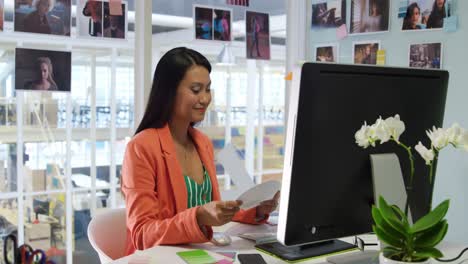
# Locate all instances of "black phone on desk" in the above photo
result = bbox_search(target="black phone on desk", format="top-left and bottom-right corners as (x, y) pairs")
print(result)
(238, 253), (267, 264)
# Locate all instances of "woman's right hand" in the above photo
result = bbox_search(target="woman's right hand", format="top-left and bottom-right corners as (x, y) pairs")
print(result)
(196, 200), (242, 226)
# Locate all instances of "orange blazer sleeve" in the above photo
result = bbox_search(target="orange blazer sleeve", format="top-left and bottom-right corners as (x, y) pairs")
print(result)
(122, 140), (210, 250)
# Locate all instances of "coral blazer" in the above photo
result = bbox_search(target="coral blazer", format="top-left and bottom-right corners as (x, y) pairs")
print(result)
(121, 124), (265, 255)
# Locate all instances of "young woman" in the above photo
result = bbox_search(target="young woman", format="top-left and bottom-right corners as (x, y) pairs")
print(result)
(402, 3), (422, 30)
(426, 0), (447, 29)
(122, 47), (279, 254)
(26, 57), (58, 91)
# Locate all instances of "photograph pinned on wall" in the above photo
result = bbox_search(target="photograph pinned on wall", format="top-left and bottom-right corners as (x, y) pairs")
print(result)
(246, 11), (270, 60)
(213, 8), (232, 41)
(103, 1), (126, 39)
(350, 0), (390, 34)
(15, 48), (71, 92)
(0, 0), (4, 31)
(77, 0), (103, 37)
(409, 43), (442, 69)
(194, 5), (213, 40)
(353, 41), (380, 65)
(311, 0), (347, 29)
(401, 0), (452, 30)
(14, 0), (71, 36)
(226, 0), (249, 7)
(315, 44), (339, 63)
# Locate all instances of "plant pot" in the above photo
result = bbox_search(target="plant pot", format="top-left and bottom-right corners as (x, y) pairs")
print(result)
(379, 253), (432, 264)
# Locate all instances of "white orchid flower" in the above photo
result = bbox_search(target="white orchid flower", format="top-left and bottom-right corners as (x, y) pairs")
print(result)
(385, 114), (405, 142)
(461, 131), (468, 152)
(446, 123), (463, 146)
(355, 122), (372, 148)
(415, 142), (435, 165)
(369, 117), (391, 144)
(426, 126), (449, 150)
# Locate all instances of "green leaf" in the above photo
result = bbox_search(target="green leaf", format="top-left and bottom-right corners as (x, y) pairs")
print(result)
(372, 206), (406, 240)
(382, 246), (403, 259)
(378, 196), (408, 235)
(414, 220), (448, 248)
(413, 247), (444, 259)
(373, 225), (404, 248)
(411, 200), (450, 234)
(391, 205), (410, 229)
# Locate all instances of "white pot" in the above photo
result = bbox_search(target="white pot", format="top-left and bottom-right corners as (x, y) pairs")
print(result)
(379, 253), (432, 264)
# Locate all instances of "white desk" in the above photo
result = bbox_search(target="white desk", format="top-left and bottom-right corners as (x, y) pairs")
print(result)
(111, 222), (466, 264)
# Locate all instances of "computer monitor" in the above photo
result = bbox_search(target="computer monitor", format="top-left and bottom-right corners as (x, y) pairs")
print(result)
(265, 63), (448, 261)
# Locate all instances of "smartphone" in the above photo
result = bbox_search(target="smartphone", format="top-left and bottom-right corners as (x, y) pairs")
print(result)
(238, 253), (267, 264)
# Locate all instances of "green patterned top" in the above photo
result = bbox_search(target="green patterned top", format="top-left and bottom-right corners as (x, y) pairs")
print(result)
(184, 167), (212, 208)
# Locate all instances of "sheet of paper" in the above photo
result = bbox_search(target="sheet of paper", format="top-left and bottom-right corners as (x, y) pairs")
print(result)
(216, 144), (255, 201)
(444, 16), (458, 32)
(377, 50), (386, 65)
(336, 24), (348, 40)
(177, 249), (217, 264)
(236, 181), (280, 209)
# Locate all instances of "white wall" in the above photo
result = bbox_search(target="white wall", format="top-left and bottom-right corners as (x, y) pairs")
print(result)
(308, 0), (468, 243)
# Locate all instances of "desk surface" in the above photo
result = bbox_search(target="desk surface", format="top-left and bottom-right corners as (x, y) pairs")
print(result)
(111, 222), (465, 264)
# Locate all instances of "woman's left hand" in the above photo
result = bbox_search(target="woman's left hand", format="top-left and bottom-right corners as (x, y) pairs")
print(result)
(256, 191), (280, 219)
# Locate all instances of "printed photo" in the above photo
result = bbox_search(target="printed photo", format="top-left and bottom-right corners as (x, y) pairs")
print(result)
(195, 6), (213, 40)
(311, 0), (346, 29)
(402, 0), (451, 30)
(15, 48), (71, 92)
(14, 0), (71, 36)
(409, 43), (442, 69)
(315, 44), (339, 63)
(226, 0), (249, 7)
(353, 42), (380, 65)
(77, 0), (103, 37)
(350, 0), (390, 34)
(103, 1), (126, 39)
(246, 11), (270, 60)
(213, 9), (231, 41)
(0, 0), (4, 31)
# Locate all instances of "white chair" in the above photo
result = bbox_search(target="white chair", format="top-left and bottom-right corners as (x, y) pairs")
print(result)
(87, 208), (127, 263)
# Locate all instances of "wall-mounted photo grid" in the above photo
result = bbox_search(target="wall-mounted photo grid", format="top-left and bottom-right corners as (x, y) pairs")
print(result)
(409, 43), (442, 69)
(350, 0), (390, 34)
(194, 5), (232, 42)
(0, 0), (4, 32)
(401, 0), (453, 30)
(14, 0), (72, 36)
(246, 11), (270, 60)
(311, 0), (347, 30)
(77, 0), (127, 39)
(315, 44), (339, 63)
(15, 48), (71, 92)
(353, 41), (380, 65)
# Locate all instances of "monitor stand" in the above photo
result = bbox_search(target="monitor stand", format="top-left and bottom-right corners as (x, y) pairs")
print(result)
(255, 239), (357, 262)
(327, 250), (379, 264)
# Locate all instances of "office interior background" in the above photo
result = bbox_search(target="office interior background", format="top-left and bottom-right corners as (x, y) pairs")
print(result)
(0, 0), (467, 263)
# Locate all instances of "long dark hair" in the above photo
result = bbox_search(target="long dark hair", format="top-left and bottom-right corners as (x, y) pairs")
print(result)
(431, 0), (446, 17)
(403, 3), (420, 29)
(134, 47), (211, 135)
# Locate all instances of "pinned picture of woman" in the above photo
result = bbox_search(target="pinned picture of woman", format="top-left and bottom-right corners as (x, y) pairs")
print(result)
(426, 0), (447, 28)
(402, 2), (423, 30)
(15, 0), (70, 35)
(213, 9), (231, 41)
(25, 57), (58, 91)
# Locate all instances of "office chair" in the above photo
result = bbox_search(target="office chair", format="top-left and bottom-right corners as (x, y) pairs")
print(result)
(87, 208), (127, 263)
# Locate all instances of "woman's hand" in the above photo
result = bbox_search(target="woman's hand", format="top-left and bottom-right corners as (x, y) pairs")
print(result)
(196, 200), (242, 227)
(256, 191), (280, 219)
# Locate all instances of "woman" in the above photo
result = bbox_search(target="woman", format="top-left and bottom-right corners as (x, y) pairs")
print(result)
(426, 0), (446, 29)
(361, 0), (382, 32)
(26, 57), (58, 91)
(402, 3), (422, 30)
(249, 16), (261, 58)
(121, 47), (279, 254)
(23, 0), (52, 34)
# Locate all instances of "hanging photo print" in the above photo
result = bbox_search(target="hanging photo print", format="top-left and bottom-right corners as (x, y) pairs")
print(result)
(15, 48), (71, 92)
(315, 44), (339, 63)
(311, 0), (347, 29)
(401, 0), (452, 30)
(350, 0), (390, 34)
(194, 5), (232, 42)
(194, 6), (213, 40)
(213, 9), (231, 41)
(78, 0), (127, 39)
(226, 0), (249, 7)
(14, 0), (71, 36)
(246, 11), (270, 60)
(353, 41), (380, 65)
(409, 43), (442, 69)
(0, 0), (4, 31)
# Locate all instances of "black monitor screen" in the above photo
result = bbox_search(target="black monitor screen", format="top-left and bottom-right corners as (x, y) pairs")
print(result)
(278, 63), (448, 246)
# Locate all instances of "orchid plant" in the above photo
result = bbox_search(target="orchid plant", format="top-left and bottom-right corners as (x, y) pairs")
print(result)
(355, 115), (468, 262)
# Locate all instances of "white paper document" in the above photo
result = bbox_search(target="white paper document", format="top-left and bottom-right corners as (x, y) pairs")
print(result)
(236, 180), (281, 209)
